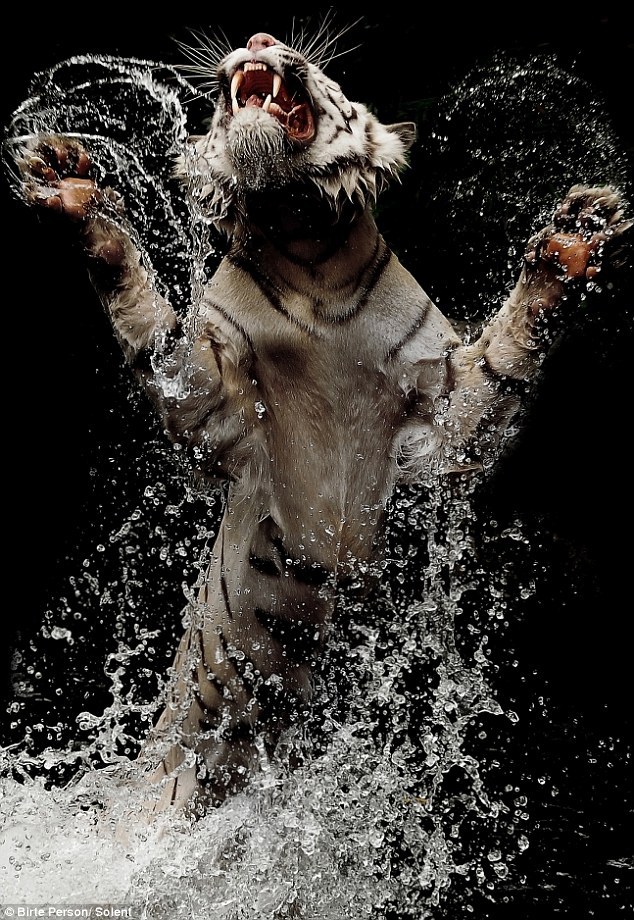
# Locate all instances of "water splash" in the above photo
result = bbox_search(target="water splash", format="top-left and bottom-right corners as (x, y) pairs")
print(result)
(1, 51), (630, 919)
(390, 52), (631, 323)
(1, 474), (524, 918)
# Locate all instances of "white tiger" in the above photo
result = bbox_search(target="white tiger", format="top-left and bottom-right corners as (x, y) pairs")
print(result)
(16, 31), (630, 818)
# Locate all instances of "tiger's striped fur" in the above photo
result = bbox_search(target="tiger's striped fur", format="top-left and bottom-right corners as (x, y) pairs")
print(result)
(16, 31), (630, 817)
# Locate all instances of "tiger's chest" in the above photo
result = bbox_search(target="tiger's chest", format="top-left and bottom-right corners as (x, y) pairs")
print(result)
(201, 250), (447, 561)
(253, 333), (404, 525)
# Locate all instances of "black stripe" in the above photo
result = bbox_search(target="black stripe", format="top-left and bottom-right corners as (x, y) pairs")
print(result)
(195, 671), (228, 705)
(219, 527), (233, 621)
(197, 627), (262, 713)
(326, 239), (391, 326)
(205, 298), (254, 353)
(228, 232), (390, 329)
(219, 571), (233, 621)
(325, 88), (353, 132)
(387, 299), (433, 360)
(195, 631), (229, 701)
(271, 536), (332, 587)
(207, 337), (224, 379)
(194, 690), (220, 729)
(288, 234), (391, 294)
(228, 253), (315, 334)
(249, 553), (281, 578)
(217, 629), (233, 666)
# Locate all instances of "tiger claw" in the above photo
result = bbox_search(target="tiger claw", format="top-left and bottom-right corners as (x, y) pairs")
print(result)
(543, 232), (602, 281)
(26, 155), (58, 182)
(527, 185), (630, 287)
(20, 135), (99, 221)
(27, 176), (101, 221)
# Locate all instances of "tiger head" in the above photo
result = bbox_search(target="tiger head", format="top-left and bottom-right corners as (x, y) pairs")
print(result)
(177, 32), (416, 233)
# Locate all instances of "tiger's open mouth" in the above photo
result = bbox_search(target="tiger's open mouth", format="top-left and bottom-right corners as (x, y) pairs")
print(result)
(228, 62), (316, 145)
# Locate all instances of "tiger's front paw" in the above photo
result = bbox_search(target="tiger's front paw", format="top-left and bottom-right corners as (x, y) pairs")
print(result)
(526, 185), (631, 288)
(20, 135), (102, 221)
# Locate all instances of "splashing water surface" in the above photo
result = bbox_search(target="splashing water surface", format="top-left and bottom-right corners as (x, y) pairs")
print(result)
(1, 53), (631, 919)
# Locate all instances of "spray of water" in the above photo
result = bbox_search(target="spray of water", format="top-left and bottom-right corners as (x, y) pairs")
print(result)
(1, 51), (628, 918)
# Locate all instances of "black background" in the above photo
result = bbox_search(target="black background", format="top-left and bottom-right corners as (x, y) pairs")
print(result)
(1, 6), (633, 918)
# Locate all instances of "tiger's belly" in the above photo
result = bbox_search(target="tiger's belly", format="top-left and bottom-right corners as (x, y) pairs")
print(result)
(248, 335), (405, 569)
(198, 345), (405, 704)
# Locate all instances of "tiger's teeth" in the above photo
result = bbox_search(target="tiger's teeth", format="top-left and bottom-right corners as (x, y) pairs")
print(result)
(272, 74), (282, 98)
(262, 94), (272, 112)
(230, 71), (244, 115)
(231, 71), (244, 98)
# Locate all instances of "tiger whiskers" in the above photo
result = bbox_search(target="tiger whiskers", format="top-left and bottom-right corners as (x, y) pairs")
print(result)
(175, 27), (234, 99)
(288, 12), (362, 71)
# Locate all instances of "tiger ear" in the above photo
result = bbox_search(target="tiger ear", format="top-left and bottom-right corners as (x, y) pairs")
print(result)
(364, 116), (417, 188)
(386, 122), (417, 151)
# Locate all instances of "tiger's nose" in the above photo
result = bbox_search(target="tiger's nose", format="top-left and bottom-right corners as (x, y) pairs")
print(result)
(246, 33), (278, 53)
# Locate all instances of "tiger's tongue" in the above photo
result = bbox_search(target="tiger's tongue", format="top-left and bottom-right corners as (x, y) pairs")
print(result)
(287, 103), (313, 139)
(244, 94), (313, 141)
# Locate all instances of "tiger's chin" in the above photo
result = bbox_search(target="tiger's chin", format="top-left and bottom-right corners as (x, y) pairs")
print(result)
(227, 107), (295, 190)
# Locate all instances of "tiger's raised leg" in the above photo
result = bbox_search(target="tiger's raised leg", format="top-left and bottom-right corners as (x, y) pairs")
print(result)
(417, 185), (632, 471)
(17, 136), (269, 813)
(18, 135), (253, 453)
(19, 135), (179, 364)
